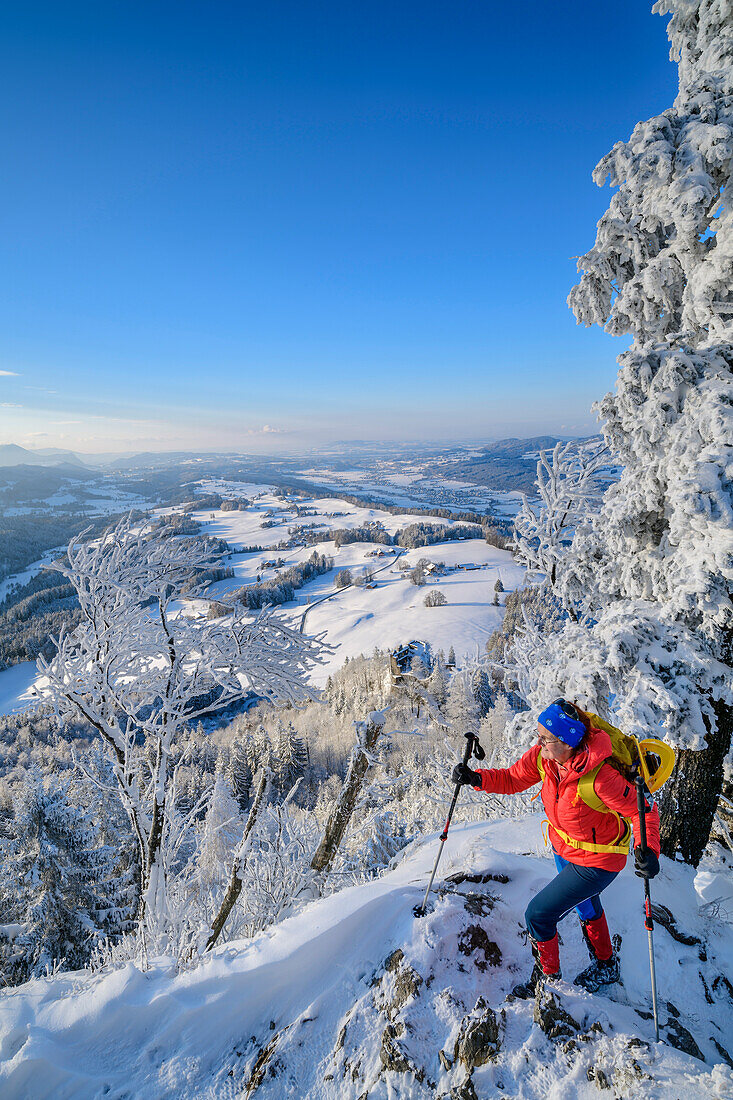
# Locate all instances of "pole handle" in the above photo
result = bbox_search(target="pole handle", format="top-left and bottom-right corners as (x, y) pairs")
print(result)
(415, 731), (481, 916)
(440, 732), (477, 840)
(635, 775), (650, 852)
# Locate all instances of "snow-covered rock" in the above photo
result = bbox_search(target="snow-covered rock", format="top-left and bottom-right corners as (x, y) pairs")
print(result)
(1, 816), (731, 1099)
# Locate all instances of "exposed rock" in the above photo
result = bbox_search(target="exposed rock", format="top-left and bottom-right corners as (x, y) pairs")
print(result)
(586, 1065), (611, 1089)
(438, 1049), (453, 1071)
(650, 903), (701, 947)
(457, 924), (502, 971)
(444, 870), (510, 886)
(454, 997), (501, 1069)
(372, 951), (424, 1019)
(451, 1079), (479, 1100)
(437, 1078), (479, 1100)
(462, 892), (495, 917)
(243, 1025), (291, 1097)
(393, 962), (423, 1010)
(379, 1023), (412, 1074)
(712, 1037), (733, 1069)
(713, 974), (733, 1001)
(533, 987), (581, 1040)
(384, 949), (404, 973)
(665, 1018), (705, 1062)
(613, 1058), (653, 1090)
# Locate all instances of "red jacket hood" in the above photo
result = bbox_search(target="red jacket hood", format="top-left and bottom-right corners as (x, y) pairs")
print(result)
(570, 724), (614, 774)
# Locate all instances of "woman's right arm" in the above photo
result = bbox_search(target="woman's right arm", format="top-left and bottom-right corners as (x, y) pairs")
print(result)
(475, 744), (544, 795)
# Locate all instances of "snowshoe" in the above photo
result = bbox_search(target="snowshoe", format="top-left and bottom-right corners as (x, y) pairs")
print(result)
(510, 963), (562, 999)
(573, 954), (620, 993)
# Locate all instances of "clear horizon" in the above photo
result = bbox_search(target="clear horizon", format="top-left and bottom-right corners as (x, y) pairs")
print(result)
(0, 2), (677, 451)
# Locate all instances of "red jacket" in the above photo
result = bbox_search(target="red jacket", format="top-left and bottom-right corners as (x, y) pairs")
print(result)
(475, 725), (661, 871)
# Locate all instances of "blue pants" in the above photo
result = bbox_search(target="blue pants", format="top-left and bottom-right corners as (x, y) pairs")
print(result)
(524, 851), (619, 942)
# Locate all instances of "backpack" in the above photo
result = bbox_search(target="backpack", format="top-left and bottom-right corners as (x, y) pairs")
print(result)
(576, 709), (675, 800)
(534, 709), (676, 856)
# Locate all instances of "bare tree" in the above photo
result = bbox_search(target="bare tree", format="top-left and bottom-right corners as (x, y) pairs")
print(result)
(513, 439), (609, 592)
(40, 516), (322, 947)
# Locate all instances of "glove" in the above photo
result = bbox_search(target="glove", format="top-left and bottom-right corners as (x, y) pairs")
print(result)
(634, 846), (660, 879)
(452, 762), (481, 788)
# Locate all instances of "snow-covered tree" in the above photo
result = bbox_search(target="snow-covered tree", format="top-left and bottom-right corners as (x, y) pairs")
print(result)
(445, 670), (480, 733)
(0, 768), (126, 983)
(193, 769), (242, 899)
(478, 695), (515, 762)
(273, 722), (308, 799)
(472, 668), (493, 718)
(39, 516), (322, 946)
(512, 440), (609, 593)
(227, 738), (252, 810)
(426, 653), (449, 707)
(541, 0), (733, 865)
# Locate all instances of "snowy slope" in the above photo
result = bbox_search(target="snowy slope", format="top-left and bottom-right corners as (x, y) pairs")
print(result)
(190, 491), (524, 685)
(1, 816), (731, 1099)
(0, 487), (519, 707)
(0, 663), (46, 717)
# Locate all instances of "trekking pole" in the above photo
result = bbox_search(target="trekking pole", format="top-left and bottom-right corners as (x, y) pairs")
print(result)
(414, 731), (485, 918)
(635, 775), (661, 1041)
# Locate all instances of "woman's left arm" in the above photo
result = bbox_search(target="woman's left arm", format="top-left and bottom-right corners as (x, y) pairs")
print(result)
(593, 765), (661, 855)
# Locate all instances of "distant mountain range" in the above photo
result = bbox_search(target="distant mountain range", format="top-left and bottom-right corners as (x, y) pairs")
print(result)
(0, 444), (95, 469)
(443, 436), (592, 493)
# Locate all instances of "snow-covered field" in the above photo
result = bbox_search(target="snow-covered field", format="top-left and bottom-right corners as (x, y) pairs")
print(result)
(188, 489), (524, 685)
(0, 485), (521, 709)
(296, 466), (526, 515)
(1, 815), (730, 1099)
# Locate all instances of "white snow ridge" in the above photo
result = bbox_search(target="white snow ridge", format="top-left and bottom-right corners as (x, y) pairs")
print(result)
(1, 817), (731, 1099)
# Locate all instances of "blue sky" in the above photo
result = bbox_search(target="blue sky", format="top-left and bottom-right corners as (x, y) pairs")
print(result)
(0, 1), (677, 453)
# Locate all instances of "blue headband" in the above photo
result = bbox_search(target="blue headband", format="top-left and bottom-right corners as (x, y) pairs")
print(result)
(538, 700), (586, 747)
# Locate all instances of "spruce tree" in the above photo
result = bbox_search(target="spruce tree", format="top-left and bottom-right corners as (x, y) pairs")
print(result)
(564, 0), (733, 865)
(274, 723), (308, 798)
(0, 768), (125, 983)
(227, 738), (253, 810)
(446, 671), (480, 733)
(194, 770), (243, 900)
(472, 668), (493, 718)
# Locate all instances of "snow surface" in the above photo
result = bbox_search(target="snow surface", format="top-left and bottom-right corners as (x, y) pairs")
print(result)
(0, 663), (47, 716)
(0, 815), (731, 1099)
(190, 491), (523, 685)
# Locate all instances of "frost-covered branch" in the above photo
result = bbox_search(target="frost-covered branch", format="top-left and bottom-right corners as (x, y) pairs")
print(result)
(513, 439), (610, 592)
(38, 515), (322, 948)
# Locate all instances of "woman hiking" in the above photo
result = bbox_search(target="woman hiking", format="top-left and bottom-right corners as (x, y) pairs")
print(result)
(452, 698), (661, 996)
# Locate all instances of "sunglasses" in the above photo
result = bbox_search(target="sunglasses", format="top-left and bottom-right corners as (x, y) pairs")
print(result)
(537, 732), (565, 748)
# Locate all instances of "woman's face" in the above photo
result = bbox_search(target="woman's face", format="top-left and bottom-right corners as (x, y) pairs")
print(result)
(537, 724), (574, 765)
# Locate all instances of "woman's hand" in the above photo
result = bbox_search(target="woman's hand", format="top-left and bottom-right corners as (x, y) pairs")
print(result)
(452, 762), (481, 788)
(634, 846), (660, 879)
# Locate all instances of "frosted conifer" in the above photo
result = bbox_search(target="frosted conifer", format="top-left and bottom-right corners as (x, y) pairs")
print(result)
(0, 768), (123, 983)
(561, 0), (733, 864)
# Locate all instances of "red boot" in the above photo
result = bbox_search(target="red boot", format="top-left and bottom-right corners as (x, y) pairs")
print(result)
(574, 914), (620, 992)
(582, 914), (613, 961)
(535, 932), (561, 974)
(511, 933), (561, 998)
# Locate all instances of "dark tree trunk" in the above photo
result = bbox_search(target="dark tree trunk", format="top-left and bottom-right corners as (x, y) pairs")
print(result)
(205, 768), (270, 952)
(659, 695), (733, 867)
(310, 715), (384, 875)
